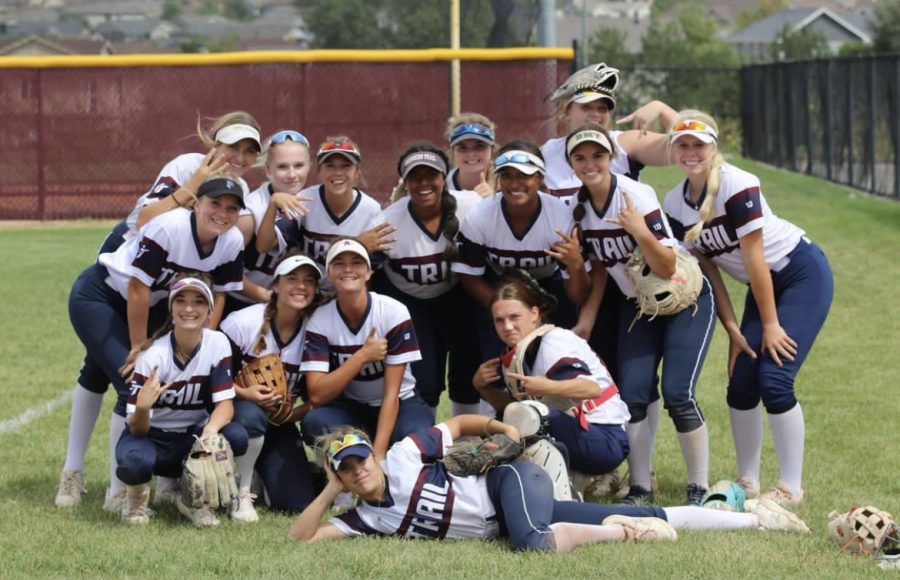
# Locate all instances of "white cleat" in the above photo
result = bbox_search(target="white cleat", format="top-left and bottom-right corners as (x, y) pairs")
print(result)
(55, 469), (86, 508)
(604, 515), (678, 542)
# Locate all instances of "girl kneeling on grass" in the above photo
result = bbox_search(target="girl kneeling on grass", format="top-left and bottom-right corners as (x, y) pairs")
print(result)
(221, 253), (324, 520)
(116, 274), (248, 527)
(288, 415), (810, 551)
(663, 111), (834, 506)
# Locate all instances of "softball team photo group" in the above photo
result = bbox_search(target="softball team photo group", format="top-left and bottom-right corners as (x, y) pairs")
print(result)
(54, 62), (833, 552)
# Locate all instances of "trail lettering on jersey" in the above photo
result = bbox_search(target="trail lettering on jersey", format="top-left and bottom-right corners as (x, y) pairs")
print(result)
(488, 251), (554, 271)
(408, 480), (451, 539)
(587, 233), (634, 266)
(300, 232), (336, 264)
(157, 381), (205, 408)
(398, 262), (445, 285)
(334, 352), (385, 379)
(696, 216), (739, 256)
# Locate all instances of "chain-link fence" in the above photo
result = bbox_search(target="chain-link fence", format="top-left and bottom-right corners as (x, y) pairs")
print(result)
(742, 55), (900, 199)
(0, 51), (571, 219)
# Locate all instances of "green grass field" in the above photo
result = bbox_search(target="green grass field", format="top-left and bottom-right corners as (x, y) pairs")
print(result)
(1, 158), (898, 578)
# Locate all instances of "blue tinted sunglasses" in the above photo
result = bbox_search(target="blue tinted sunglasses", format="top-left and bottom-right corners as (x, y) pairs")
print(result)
(449, 122), (495, 144)
(494, 150), (546, 174)
(268, 130), (309, 148)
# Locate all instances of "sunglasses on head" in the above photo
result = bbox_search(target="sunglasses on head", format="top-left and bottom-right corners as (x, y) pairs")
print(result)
(268, 130), (309, 147)
(319, 138), (358, 153)
(449, 122), (494, 143)
(327, 432), (370, 460)
(672, 120), (713, 133)
(494, 151), (546, 172)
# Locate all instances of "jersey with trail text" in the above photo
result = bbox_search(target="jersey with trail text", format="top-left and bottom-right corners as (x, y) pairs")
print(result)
(300, 292), (421, 406)
(662, 163), (804, 284)
(126, 329), (235, 430)
(329, 423), (498, 540)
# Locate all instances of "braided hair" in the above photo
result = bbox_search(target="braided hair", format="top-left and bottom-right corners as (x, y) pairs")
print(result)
(564, 122), (617, 244)
(396, 142), (460, 262)
(251, 251), (323, 355)
(490, 269), (558, 323)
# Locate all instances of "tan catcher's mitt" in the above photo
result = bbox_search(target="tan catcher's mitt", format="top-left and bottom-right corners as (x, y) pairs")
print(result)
(181, 434), (238, 509)
(235, 353), (293, 425)
(626, 246), (703, 323)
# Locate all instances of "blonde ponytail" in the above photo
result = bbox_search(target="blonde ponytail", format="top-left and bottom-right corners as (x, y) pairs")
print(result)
(684, 151), (725, 242)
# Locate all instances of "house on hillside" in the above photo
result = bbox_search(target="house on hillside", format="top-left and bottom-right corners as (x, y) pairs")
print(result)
(727, 7), (871, 62)
(0, 35), (112, 55)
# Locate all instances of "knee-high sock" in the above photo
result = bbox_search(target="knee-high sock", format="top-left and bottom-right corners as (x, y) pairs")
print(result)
(677, 424), (709, 488)
(768, 403), (805, 495)
(549, 522), (625, 553)
(625, 418), (653, 490)
(108, 413), (127, 494)
(63, 385), (103, 470)
(236, 437), (265, 493)
(729, 404), (762, 482)
(663, 506), (757, 530)
(646, 399), (660, 472)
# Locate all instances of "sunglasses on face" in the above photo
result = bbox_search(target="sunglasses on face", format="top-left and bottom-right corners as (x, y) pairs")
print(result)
(450, 122), (495, 143)
(268, 130), (309, 147)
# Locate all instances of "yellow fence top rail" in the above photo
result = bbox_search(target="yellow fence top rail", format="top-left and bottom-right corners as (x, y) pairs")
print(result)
(0, 47), (574, 69)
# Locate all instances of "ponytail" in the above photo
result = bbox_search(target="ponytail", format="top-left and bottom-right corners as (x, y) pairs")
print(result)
(683, 152), (725, 242)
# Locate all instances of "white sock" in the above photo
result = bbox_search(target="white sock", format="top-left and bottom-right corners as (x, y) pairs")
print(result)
(451, 401), (493, 417)
(768, 403), (805, 494)
(625, 418), (653, 490)
(549, 522), (625, 553)
(677, 425), (709, 488)
(108, 413), (127, 495)
(663, 506), (758, 530)
(236, 437), (264, 493)
(63, 385), (103, 471)
(729, 404), (762, 482)
(646, 399), (660, 474)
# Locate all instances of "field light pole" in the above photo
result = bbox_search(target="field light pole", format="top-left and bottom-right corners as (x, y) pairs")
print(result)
(450, 0), (460, 117)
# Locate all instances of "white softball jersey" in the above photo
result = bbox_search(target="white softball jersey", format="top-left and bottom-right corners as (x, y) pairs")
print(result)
(220, 302), (308, 394)
(329, 423), (498, 540)
(274, 184), (382, 272)
(300, 292), (421, 406)
(541, 131), (642, 197)
(125, 153), (251, 239)
(452, 192), (574, 281)
(126, 329), (236, 430)
(371, 190), (482, 299)
(100, 208), (244, 306)
(577, 174), (678, 298)
(524, 327), (629, 426)
(663, 163), (805, 284)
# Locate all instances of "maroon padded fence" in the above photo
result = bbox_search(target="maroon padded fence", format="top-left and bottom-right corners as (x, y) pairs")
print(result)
(0, 57), (570, 219)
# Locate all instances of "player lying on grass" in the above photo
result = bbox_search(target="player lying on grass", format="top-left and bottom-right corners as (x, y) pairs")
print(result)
(288, 415), (810, 552)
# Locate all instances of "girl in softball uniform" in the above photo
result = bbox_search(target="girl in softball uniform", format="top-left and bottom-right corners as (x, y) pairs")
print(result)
(567, 125), (716, 505)
(221, 253), (323, 518)
(663, 111), (833, 506)
(288, 417), (810, 550)
(370, 144), (485, 416)
(56, 177), (245, 511)
(226, 129), (313, 315)
(77, 114), (262, 443)
(299, 239), (433, 459)
(473, 272), (630, 479)
(255, 136), (390, 285)
(541, 63), (676, 196)
(446, 113), (498, 198)
(452, 141), (586, 360)
(116, 275), (249, 527)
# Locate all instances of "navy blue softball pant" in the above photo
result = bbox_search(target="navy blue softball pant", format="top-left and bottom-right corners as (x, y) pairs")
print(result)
(486, 460), (665, 551)
(727, 239), (833, 414)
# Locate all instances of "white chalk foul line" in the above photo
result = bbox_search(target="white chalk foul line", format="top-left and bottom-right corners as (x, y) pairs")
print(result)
(0, 390), (72, 437)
